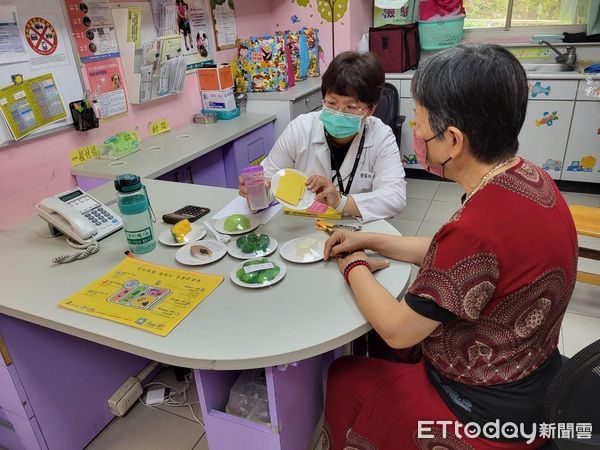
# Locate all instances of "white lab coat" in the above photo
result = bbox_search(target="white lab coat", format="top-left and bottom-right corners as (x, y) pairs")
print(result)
(262, 111), (407, 223)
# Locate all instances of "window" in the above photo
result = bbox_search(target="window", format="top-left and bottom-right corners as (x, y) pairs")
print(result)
(464, 0), (591, 29)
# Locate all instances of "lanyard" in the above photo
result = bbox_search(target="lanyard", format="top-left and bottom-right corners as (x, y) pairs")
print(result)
(326, 130), (366, 196)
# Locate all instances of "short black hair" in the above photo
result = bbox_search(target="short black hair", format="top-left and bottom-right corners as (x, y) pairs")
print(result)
(321, 51), (385, 105)
(411, 44), (528, 164)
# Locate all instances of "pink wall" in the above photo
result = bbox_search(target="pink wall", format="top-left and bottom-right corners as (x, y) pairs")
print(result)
(0, 0), (372, 230)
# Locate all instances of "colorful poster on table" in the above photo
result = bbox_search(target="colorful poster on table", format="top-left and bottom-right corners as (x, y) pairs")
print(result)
(176, 0), (215, 71)
(0, 73), (67, 140)
(84, 58), (127, 119)
(210, 0), (237, 50)
(64, 0), (119, 63)
(58, 256), (224, 337)
(0, 6), (28, 65)
(21, 15), (69, 69)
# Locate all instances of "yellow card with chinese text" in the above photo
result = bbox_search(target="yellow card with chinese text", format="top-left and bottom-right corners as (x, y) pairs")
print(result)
(148, 119), (170, 136)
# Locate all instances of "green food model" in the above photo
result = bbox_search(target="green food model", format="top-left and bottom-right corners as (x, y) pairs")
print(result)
(236, 258), (281, 284)
(224, 214), (251, 231)
(236, 232), (270, 254)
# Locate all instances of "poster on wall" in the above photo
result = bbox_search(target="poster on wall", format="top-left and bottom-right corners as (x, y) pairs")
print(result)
(176, 0), (215, 71)
(0, 73), (67, 140)
(210, 0), (237, 50)
(0, 6), (29, 65)
(21, 15), (69, 69)
(84, 58), (128, 119)
(64, 0), (119, 63)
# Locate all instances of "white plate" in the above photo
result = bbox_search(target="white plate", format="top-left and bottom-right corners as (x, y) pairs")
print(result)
(213, 215), (260, 235)
(270, 168), (315, 211)
(227, 236), (278, 259)
(279, 237), (325, 264)
(230, 258), (286, 289)
(175, 239), (227, 266)
(159, 223), (207, 246)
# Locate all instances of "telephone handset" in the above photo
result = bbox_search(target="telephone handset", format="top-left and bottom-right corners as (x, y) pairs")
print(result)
(36, 188), (123, 245)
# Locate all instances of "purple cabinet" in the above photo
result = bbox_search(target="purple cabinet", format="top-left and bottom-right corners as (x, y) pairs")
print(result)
(158, 148), (228, 187)
(223, 123), (275, 188)
(0, 315), (149, 450)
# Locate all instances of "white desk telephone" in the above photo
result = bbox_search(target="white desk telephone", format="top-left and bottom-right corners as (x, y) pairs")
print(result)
(36, 188), (123, 245)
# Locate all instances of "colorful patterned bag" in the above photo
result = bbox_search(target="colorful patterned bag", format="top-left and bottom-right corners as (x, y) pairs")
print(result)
(300, 27), (320, 78)
(236, 33), (291, 93)
(287, 30), (308, 82)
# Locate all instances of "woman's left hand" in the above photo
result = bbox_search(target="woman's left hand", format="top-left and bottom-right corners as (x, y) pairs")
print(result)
(306, 175), (340, 208)
(334, 250), (390, 274)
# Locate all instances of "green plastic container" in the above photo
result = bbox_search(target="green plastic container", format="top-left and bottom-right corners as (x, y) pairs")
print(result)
(418, 16), (465, 50)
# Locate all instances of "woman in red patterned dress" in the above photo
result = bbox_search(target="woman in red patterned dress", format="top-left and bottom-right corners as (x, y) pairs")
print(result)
(321, 44), (578, 450)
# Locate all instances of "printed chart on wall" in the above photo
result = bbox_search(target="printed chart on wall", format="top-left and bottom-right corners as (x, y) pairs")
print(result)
(169, 0), (215, 71)
(85, 58), (127, 118)
(0, 73), (67, 140)
(210, 0), (236, 50)
(0, 6), (28, 64)
(64, 0), (127, 118)
(58, 257), (224, 337)
(64, 0), (119, 63)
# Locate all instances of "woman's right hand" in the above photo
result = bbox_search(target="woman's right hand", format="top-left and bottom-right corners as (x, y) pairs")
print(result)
(238, 175), (271, 199)
(324, 230), (371, 261)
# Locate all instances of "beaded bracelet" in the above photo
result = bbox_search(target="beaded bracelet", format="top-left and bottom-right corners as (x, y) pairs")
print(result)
(343, 259), (371, 285)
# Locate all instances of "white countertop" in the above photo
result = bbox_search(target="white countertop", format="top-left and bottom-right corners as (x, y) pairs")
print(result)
(71, 112), (276, 180)
(1, 179), (411, 369)
(386, 69), (598, 80)
(246, 77), (321, 101)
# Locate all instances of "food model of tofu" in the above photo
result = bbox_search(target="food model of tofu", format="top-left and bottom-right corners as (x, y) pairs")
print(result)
(171, 219), (192, 243)
(296, 237), (318, 257)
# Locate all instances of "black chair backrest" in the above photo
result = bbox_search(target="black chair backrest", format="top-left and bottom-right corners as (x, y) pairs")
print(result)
(543, 339), (600, 449)
(373, 82), (399, 130)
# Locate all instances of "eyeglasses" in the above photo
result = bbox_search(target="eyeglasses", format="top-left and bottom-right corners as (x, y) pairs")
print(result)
(322, 97), (369, 116)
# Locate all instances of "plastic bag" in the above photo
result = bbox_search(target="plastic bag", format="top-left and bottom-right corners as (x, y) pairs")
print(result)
(583, 75), (600, 99)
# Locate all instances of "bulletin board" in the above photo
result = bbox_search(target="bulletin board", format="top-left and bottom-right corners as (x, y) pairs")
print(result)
(0, 0), (85, 146)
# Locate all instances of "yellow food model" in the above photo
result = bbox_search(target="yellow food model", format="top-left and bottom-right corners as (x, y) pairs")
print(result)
(275, 170), (307, 206)
(171, 219), (192, 243)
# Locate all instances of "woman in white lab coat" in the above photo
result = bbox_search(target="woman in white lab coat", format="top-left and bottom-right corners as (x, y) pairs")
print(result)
(239, 51), (407, 223)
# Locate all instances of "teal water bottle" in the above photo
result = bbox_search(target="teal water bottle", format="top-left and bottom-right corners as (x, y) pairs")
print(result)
(114, 174), (156, 254)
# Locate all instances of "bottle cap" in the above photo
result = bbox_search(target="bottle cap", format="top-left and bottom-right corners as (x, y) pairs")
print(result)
(114, 174), (142, 192)
(240, 166), (263, 175)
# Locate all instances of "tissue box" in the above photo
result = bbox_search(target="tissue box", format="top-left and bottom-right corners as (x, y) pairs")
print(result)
(197, 65), (234, 91)
(201, 88), (237, 111)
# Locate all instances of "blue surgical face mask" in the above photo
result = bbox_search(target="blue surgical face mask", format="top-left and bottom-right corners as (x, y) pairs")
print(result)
(319, 105), (364, 138)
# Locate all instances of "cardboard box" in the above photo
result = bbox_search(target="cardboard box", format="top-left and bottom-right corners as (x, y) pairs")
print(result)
(197, 64), (234, 91)
(201, 88), (236, 111)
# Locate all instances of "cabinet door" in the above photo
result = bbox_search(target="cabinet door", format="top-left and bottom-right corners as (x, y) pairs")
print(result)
(527, 80), (577, 101)
(157, 168), (186, 183)
(189, 149), (228, 187)
(561, 102), (600, 183)
(223, 123), (275, 188)
(518, 100), (574, 180)
(290, 90), (322, 119)
(398, 98), (422, 170)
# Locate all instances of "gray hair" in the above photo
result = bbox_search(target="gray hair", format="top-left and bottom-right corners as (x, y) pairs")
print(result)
(411, 44), (528, 164)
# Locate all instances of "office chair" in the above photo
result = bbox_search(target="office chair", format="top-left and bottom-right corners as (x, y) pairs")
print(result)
(373, 82), (405, 147)
(540, 339), (600, 449)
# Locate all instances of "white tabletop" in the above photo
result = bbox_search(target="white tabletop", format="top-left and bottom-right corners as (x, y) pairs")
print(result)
(1, 179), (411, 369)
(71, 112), (276, 180)
(246, 77), (321, 101)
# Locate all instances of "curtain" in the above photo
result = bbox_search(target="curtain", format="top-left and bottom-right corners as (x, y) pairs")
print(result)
(588, 0), (600, 35)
